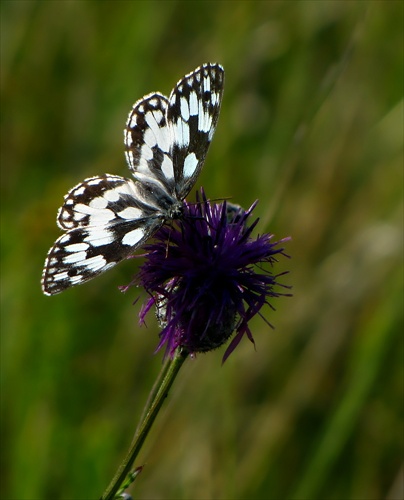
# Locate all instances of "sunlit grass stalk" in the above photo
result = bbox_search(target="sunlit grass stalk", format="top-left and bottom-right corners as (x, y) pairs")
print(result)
(100, 347), (189, 500)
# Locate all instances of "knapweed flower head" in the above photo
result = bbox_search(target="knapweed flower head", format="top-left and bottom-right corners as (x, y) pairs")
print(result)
(131, 190), (290, 362)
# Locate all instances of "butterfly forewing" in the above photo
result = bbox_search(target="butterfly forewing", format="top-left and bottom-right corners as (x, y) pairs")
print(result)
(42, 218), (162, 295)
(168, 63), (224, 199)
(42, 63), (224, 295)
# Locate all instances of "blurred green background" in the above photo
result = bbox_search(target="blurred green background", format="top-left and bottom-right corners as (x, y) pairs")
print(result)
(1, 1), (402, 499)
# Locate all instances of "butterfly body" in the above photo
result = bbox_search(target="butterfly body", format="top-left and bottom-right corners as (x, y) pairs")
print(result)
(42, 63), (224, 295)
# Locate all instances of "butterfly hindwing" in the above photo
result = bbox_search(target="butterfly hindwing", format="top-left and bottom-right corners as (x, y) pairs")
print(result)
(124, 93), (175, 195)
(42, 216), (162, 295)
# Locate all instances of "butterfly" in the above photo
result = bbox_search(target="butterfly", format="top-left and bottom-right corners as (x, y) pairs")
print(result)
(41, 63), (224, 295)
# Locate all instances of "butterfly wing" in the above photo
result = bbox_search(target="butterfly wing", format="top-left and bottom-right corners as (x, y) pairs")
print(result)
(124, 92), (176, 197)
(42, 175), (162, 295)
(167, 63), (224, 200)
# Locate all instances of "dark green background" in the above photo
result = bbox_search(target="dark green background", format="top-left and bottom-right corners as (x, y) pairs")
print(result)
(1, 1), (402, 499)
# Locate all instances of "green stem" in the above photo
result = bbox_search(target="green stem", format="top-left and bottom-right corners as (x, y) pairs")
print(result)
(101, 347), (189, 500)
(134, 353), (173, 437)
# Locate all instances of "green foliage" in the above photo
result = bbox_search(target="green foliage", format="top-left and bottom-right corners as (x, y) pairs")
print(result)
(1, 1), (402, 499)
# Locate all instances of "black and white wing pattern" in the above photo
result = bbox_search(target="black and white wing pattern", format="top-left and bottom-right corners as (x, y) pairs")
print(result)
(42, 63), (224, 295)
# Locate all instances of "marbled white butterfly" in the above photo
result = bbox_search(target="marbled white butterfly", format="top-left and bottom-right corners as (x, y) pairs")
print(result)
(42, 63), (224, 295)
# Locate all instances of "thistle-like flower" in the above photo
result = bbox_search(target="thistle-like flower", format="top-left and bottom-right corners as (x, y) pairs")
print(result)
(127, 190), (291, 362)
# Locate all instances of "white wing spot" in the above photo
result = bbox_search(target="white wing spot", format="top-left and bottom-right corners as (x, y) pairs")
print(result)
(104, 188), (121, 202)
(174, 119), (189, 147)
(129, 114), (137, 128)
(88, 178), (103, 186)
(125, 150), (135, 166)
(153, 109), (164, 124)
(70, 275), (84, 285)
(89, 197), (108, 209)
(63, 251), (87, 265)
(144, 121), (157, 148)
(155, 125), (170, 153)
(118, 207), (143, 220)
(89, 211), (115, 225)
(161, 155), (174, 180)
(59, 234), (71, 244)
(198, 103), (212, 133)
(85, 255), (107, 272)
(183, 153), (198, 178)
(140, 143), (154, 161)
(189, 91), (198, 115)
(73, 186), (85, 196)
(65, 242), (90, 253)
(124, 129), (133, 147)
(180, 97), (190, 121)
(74, 203), (115, 223)
(122, 228), (145, 246)
(84, 229), (114, 247)
(145, 113), (170, 153)
(73, 212), (86, 221)
(54, 271), (69, 281)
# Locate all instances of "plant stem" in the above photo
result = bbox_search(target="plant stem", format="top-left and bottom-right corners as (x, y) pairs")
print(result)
(100, 347), (189, 500)
(134, 352), (173, 437)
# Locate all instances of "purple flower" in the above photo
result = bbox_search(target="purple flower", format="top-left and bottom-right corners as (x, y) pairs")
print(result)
(126, 190), (291, 362)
